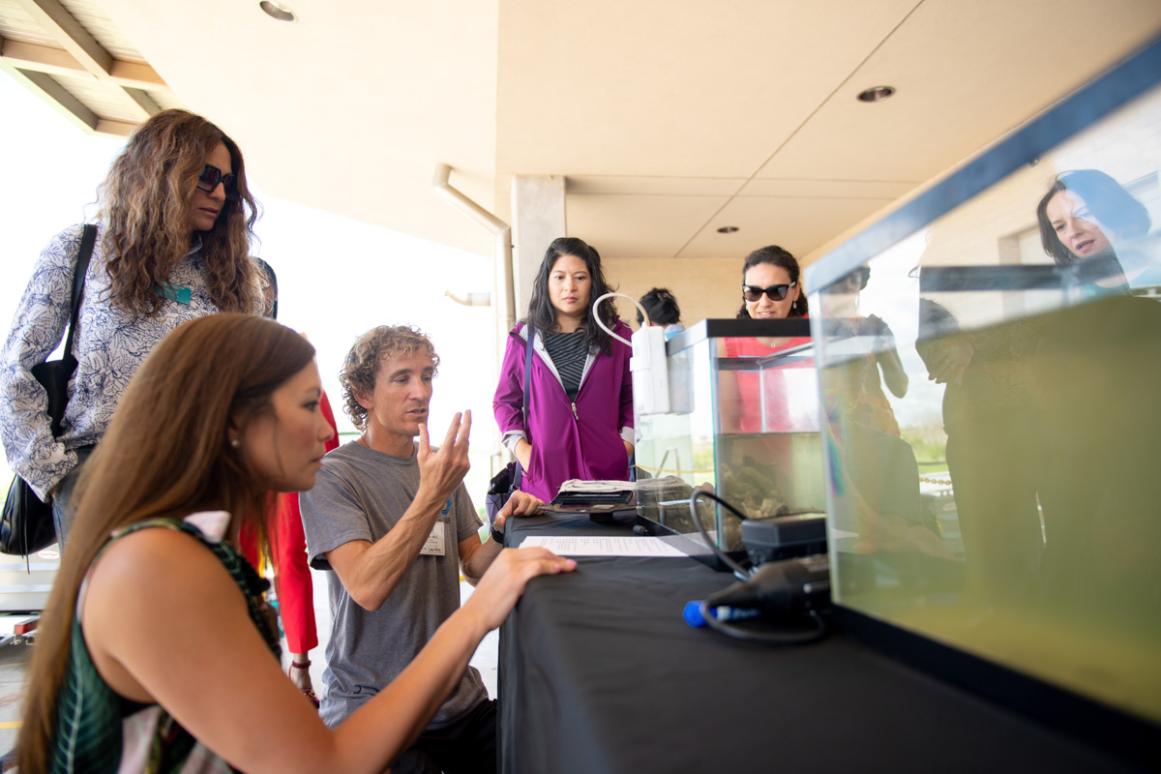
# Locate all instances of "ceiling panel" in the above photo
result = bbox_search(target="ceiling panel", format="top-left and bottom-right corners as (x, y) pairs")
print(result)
(496, 0), (919, 179)
(147, 88), (180, 111)
(756, 0), (1161, 182)
(678, 194), (896, 261)
(566, 193), (728, 258)
(51, 70), (140, 120)
(63, 0), (143, 61)
(95, 0), (504, 258)
(0, 0), (49, 43)
(567, 175), (743, 197)
(738, 178), (916, 199)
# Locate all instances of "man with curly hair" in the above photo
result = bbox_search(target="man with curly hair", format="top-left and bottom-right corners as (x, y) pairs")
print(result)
(300, 324), (540, 774)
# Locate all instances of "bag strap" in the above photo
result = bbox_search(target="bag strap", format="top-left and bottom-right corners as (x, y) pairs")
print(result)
(522, 323), (534, 431)
(60, 224), (97, 360)
(510, 324), (535, 488)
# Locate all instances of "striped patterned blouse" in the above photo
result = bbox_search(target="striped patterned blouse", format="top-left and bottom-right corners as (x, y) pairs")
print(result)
(543, 330), (590, 399)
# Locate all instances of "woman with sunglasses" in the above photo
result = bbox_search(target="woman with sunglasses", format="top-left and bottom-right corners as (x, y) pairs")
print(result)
(721, 245), (813, 433)
(0, 109), (264, 545)
(736, 244), (808, 321)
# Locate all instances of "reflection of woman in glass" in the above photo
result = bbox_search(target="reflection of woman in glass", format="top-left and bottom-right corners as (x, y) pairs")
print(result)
(916, 297), (1044, 603)
(821, 266), (908, 427)
(1035, 169), (1156, 290)
(1028, 172), (1161, 621)
(821, 267), (927, 551)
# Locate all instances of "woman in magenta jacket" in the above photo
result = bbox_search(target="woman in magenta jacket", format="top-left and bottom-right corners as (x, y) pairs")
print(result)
(494, 237), (634, 502)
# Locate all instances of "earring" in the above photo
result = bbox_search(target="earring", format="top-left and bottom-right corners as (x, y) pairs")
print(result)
(230, 438), (240, 448)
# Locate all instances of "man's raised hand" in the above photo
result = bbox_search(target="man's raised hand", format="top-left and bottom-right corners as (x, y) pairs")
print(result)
(417, 410), (472, 502)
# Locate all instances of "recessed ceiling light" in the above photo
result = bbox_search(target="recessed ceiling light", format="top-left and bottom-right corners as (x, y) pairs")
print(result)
(716, 226), (739, 234)
(259, 1), (296, 22)
(857, 85), (895, 103)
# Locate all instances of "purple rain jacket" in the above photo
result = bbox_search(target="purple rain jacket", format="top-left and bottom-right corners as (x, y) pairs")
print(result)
(493, 321), (635, 502)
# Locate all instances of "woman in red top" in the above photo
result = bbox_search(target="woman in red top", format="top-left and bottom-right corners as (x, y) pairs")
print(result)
(274, 392), (339, 704)
(239, 263), (338, 706)
(238, 391), (338, 706)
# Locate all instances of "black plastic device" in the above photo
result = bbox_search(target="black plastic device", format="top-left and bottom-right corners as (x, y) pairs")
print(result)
(741, 512), (827, 567)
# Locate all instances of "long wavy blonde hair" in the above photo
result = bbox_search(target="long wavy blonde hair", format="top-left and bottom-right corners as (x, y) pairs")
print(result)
(99, 109), (260, 314)
(17, 314), (314, 772)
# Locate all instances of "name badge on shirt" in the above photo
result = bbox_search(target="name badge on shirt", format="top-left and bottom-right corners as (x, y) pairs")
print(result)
(420, 521), (446, 557)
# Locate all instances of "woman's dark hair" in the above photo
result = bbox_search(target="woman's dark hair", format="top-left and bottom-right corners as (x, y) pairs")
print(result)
(1036, 169), (1151, 265)
(637, 287), (681, 326)
(736, 244), (808, 318)
(525, 236), (620, 353)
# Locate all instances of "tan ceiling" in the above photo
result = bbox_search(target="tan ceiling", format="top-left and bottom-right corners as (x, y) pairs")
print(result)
(4, 0), (1161, 264)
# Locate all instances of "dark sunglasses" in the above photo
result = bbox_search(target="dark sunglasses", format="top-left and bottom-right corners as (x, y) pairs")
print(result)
(196, 164), (238, 196)
(742, 282), (796, 302)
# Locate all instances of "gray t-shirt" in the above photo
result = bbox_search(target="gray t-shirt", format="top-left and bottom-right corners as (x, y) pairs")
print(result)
(299, 440), (487, 728)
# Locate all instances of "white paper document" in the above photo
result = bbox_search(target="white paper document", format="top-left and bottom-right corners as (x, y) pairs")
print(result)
(520, 535), (687, 558)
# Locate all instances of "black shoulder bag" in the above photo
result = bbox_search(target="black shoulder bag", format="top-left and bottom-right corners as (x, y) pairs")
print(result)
(1, 224), (97, 556)
(485, 324), (535, 523)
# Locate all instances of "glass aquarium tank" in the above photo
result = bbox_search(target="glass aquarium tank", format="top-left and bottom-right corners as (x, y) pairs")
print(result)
(633, 318), (827, 561)
(805, 38), (1161, 737)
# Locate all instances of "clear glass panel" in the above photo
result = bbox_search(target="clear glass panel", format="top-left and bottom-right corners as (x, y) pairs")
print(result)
(714, 335), (824, 550)
(814, 82), (1161, 724)
(635, 324), (826, 555)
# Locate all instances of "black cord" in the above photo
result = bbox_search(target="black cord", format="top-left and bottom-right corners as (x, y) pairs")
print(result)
(688, 490), (751, 580)
(698, 602), (828, 645)
(688, 490), (830, 645)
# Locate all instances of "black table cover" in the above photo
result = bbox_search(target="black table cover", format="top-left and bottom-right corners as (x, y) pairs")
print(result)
(497, 513), (1130, 773)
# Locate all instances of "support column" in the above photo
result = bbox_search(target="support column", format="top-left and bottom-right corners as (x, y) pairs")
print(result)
(510, 176), (567, 317)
